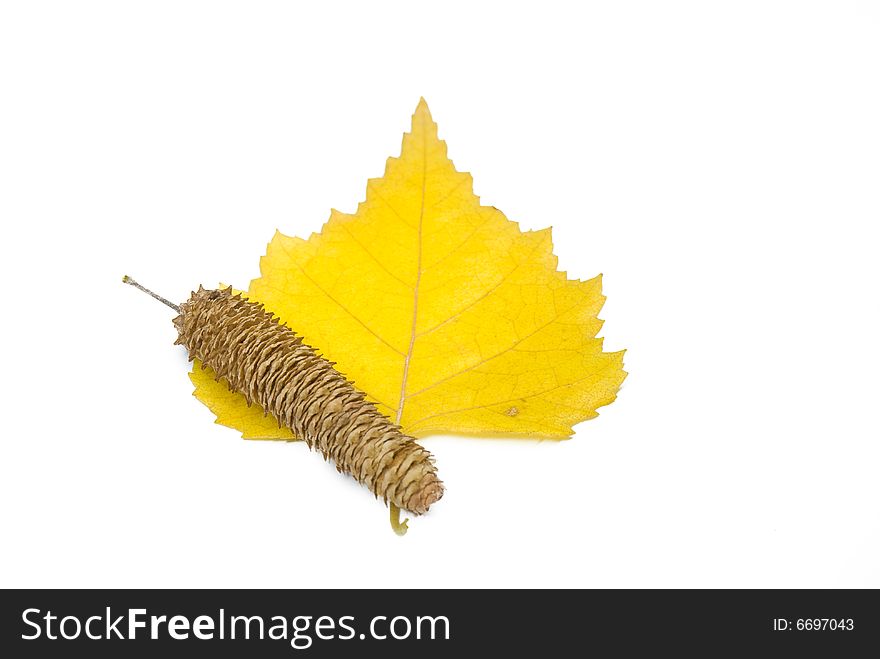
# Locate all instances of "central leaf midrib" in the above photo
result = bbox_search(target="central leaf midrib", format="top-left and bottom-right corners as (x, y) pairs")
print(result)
(394, 117), (428, 425)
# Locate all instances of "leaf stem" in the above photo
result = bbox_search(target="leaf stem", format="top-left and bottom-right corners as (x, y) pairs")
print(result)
(390, 503), (409, 536)
(122, 275), (180, 312)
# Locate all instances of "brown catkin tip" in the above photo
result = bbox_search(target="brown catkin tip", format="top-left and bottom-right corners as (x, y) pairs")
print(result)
(173, 287), (444, 515)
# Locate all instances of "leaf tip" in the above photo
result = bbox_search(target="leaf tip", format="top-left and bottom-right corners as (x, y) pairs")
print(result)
(413, 97), (433, 123)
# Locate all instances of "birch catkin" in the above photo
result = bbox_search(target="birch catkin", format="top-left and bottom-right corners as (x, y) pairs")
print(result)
(173, 286), (443, 515)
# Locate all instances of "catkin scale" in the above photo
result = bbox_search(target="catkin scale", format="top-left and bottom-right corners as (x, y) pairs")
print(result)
(173, 286), (443, 515)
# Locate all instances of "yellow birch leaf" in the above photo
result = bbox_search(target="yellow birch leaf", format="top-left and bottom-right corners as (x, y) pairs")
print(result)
(190, 363), (295, 440)
(189, 99), (626, 439)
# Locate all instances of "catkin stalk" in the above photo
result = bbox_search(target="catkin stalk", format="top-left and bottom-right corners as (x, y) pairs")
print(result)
(171, 286), (443, 515)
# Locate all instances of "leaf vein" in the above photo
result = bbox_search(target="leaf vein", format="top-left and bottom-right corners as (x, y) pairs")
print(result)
(277, 244), (405, 357)
(417, 238), (546, 337)
(406, 358), (621, 429)
(394, 113), (428, 423)
(338, 221), (412, 288)
(406, 298), (592, 399)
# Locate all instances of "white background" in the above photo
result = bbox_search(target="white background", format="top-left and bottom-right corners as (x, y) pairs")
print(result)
(1, 1), (878, 588)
